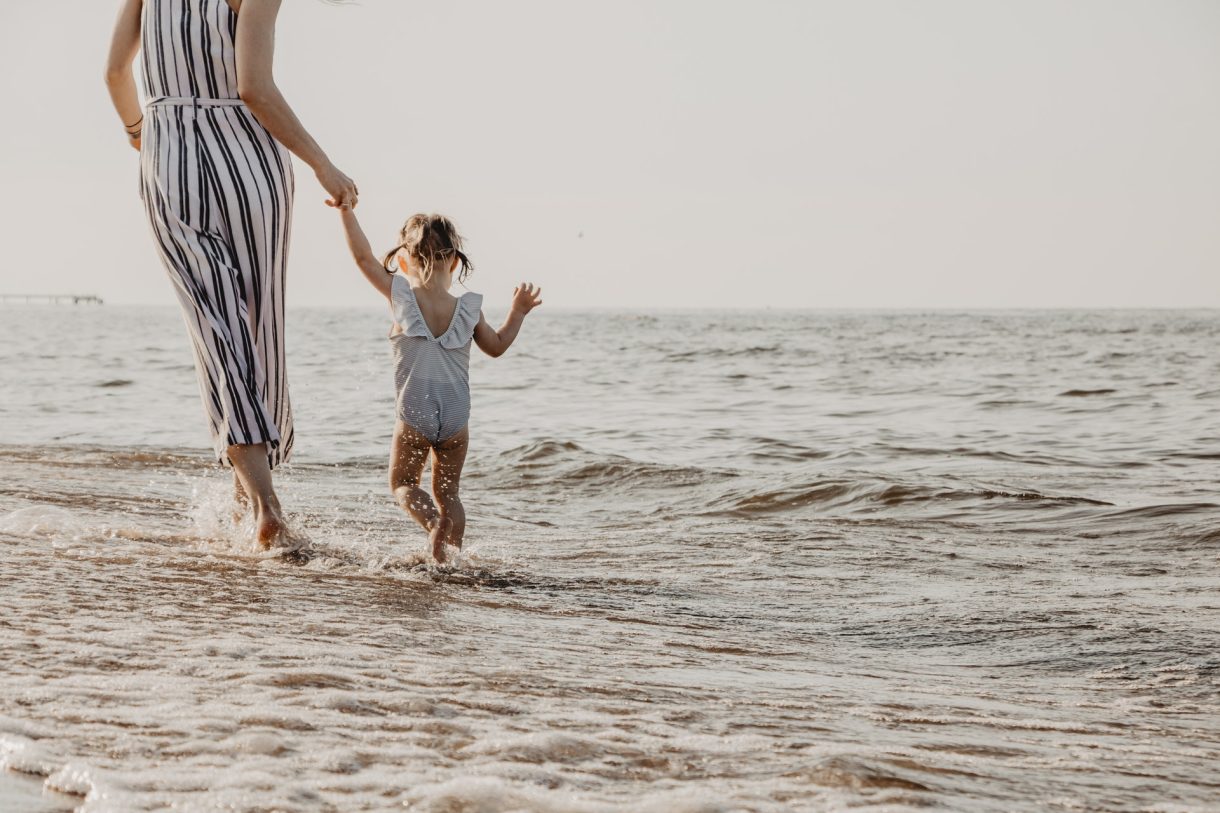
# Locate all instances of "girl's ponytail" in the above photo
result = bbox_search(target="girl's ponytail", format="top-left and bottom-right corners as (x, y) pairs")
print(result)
(381, 242), (408, 276)
(383, 214), (474, 284)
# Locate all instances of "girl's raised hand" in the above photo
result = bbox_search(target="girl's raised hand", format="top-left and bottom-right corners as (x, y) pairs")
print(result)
(476, 283), (542, 357)
(511, 283), (543, 315)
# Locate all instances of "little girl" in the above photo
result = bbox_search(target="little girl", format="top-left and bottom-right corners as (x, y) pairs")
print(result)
(335, 204), (542, 563)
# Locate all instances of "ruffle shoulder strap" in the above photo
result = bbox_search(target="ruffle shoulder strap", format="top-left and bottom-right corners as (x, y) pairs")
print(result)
(440, 292), (484, 349)
(390, 274), (434, 340)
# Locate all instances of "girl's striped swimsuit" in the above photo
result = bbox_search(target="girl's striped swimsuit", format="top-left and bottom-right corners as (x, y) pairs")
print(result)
(389, 274), (483, 445)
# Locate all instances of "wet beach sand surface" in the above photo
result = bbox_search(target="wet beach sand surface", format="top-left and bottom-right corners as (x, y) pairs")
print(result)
(1, 305), (1218, 812)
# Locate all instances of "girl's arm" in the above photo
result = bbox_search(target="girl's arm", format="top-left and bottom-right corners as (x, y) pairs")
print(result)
(337, 206), (394, 301)
(235, 0), (358, 207)
(474, 284), (543, 358)
(104, 0), (144, 152)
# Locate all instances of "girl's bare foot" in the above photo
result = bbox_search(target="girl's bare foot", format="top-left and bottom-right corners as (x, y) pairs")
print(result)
(430, 516), (453, 564)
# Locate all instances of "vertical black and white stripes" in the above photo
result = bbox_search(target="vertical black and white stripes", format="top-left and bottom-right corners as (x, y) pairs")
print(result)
(138, 0), (294, 468)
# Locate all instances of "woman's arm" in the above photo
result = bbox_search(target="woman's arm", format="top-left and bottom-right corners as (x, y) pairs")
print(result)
(235, 0), (358, 207)
(473, 284), (543, 358)
(336, 206), (394, 301)
(104, 0), (145, 152)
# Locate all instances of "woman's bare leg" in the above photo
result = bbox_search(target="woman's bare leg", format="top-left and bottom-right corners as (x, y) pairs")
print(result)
(390, 421), (449, 560)
(232, 471), (250, 524)
(431, 428), (469, 551)
(228, 443), (285, 549)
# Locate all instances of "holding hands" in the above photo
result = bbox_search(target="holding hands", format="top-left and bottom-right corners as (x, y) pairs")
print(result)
(317, 161), (359, 209)
(511, 283), (543, 315)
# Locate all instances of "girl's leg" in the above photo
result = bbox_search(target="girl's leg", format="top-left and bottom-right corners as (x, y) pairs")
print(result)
(390, 421), (445, 556)
(228, 443), (285, 549)
(431, 427), (469, 551)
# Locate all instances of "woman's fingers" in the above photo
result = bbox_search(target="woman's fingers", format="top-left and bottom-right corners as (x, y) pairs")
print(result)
(318, 164), (358, 208)
(331, 184), (357, 209)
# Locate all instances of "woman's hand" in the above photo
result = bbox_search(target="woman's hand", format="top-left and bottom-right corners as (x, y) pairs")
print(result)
(127, 131), (142, 152)
(510, 283), (543, 315)
(316, 162), (358, 208)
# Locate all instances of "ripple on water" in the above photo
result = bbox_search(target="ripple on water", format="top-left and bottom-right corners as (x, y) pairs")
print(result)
(0, 309), (1218, 811)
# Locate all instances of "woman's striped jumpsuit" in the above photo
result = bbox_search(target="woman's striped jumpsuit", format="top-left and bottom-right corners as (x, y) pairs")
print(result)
(138, 0), (294, 467)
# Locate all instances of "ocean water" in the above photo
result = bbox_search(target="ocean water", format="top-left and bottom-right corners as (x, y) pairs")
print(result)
(0, 304), (1217, 812)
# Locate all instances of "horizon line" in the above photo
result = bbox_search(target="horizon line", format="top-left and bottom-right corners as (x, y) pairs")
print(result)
(2, 301), (1217, 313)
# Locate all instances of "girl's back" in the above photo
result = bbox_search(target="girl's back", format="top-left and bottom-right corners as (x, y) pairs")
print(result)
(389, 275), (483, 446)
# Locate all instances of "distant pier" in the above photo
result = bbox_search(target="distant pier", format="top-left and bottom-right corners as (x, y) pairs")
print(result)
(0, 294), (104, 305)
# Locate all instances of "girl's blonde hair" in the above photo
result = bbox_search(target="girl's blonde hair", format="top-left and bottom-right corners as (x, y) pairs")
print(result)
(382, 213), (473, 284)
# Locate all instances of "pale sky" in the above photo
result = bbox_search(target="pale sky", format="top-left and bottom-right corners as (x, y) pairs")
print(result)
(2, 0), (1218, 309)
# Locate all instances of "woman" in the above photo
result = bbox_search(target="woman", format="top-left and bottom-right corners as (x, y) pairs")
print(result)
(104, 0), (356, 548)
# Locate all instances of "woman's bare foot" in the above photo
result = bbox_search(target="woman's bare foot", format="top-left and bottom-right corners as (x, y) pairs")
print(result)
(228, 443), (286, 550)
(256, 507), (288, 550)
(430, 516), (453, 564)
